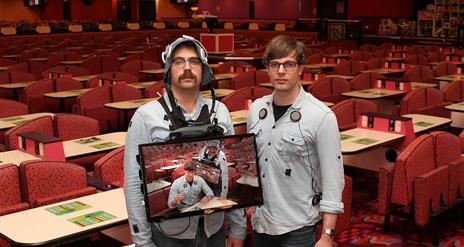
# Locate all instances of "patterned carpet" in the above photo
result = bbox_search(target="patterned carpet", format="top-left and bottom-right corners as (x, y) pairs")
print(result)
(336, 169), (464, 247)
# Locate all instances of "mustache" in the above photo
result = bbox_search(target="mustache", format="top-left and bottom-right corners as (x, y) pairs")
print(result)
(178, 70), (197, 81)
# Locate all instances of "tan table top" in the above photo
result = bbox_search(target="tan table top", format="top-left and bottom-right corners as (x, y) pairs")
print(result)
(411, 82), (437, 89)
(0, 150), (41, 165)
(200, 88), (234, 98)
(445, 102), (464, 112)
(60, 60), (84, 65)
(0, 112), (54, 130)
(0, 81), (35, 89)
(127, 81), (158, 90)
(230, 110), (248, 126)
(325, 54), (351, 58)
(0, 65), (11, 71)
(303, 63), (336, 70)
(360, 68), (406, 75)
(63, 132), (126, 159)
(139, 68), (164, 75)
(122, 50), (144, 54)
(385, 57), (404, 62)
(325, 75), (355, 80)
(342, 88), (406, 99)
(224, 56), (262, 61)
(213, 73), (238, 81)
(0, 188), (127, 246)
(434, 74), (464, 82)
(2, 54), (18, 59)
(72, 75), (97, 82)
(105, 98), (156, 110)
(403, 114), (451, 133)
(44, 88), (91, 99)
(340, 128), (404, 154)
(28, 57), (49, 62)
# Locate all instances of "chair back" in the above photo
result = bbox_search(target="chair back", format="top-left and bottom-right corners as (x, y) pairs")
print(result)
(0, 99), (28, 118)
(54, 113), (99, 141)
(4, 115), (54, 150)
(93, 146), (125, 187)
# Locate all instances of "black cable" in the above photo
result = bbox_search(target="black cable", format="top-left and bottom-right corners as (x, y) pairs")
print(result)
(156, 216), (191, 237)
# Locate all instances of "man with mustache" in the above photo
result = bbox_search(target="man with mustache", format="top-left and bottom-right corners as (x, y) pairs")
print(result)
(124, 36), (246, 247)
(247, 35), (344, 247)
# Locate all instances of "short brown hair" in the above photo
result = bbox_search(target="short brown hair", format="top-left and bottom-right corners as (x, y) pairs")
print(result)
(263, 35), (306, 66)
(184, 161), (197, 172)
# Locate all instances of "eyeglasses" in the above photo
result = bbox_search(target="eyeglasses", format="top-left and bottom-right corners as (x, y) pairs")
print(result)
(172, 57), (202, 68)
(268, 61), (298, 72)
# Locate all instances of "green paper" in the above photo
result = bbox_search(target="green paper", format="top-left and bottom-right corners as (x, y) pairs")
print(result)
(45, 201), (90, 216)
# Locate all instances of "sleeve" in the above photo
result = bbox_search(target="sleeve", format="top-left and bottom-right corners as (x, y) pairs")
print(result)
(167, 179), (179, 209)
(218, 152), (229, 197)
(123, 111), (157, 247)
(315, 112), (345, 214)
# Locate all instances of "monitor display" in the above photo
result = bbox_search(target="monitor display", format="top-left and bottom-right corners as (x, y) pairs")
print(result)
(139, 133), (263, 222)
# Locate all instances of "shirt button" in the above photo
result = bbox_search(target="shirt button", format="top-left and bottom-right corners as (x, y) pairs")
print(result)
(262, 174), (265, 178)
(272, 126), (275, 129)
(268, 142), (271, 146)
(265, 158), (268, 162)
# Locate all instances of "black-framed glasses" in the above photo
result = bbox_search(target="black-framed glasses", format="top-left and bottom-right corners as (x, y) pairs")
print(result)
(172, 57), (202, 68)
(268, 61), (298, 72)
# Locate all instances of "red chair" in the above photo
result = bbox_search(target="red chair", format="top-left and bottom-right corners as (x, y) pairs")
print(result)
(350, 72), (385, 90)
(54, 77), (84, 112)
(374, 49), (390, 58)
(75, 86), (116, 132)
(406, 46), (425, 54)
(145, 81), (165, 98)
(19, 160), (96, 207)
(230, 71), (257, 89)
(93, 146), (125, 187)
(40, 65), (90, 79)
(120, 60), (162, 81)
(22, 79), (58, 113)
(0, 164), (30, 216)
(404, 54), (429, 66)
(81, 55), (120, 75)
(53, 113), (99, 141)
(434, 61), (457, 77)
(8, 61), (49, 79)
(214, 61), (254, 74)
(378, 131), (462, 228)
(442, 80), (464, 102)
(4, 115), (54, 150)
(0, 99), (28, 118)
(350, 51), (374, 61)
(221, 86), (272, 112)
(88, 72), (139, 88)
(254, 70), (270, 85)
(308, 77), (351, 103)
(333, 60), (365, 76)
(331, 99), (378, 130)
(359, 44), (377, 52)
(366, 57), (387, 70)
(402, 65), (435, 83)
(428, 52), (447, 63)
(393, 88), (450, 117)
(0, 57), (16, 66)
(307, 53), (323, 64)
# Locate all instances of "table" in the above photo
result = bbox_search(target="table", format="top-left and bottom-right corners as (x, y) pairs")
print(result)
(59, 60), (84, 66)
(213, 73), (238, 82)
(403, 114), (451, 133)
(105, 98), (156, 128)
(127, 81), (158, 90)
(230, 110), (248, 126)
(0, 66), (11, 71)
(0, 150), (41, 165)
(71, 75), (97, 87)
(0, 112), (54, 130)
(28, 57), (49, 62)
(340, 128), (404, 155)
(146, 180), (171, 193)
(445, 102), (464, 127)
(0, 188), (127, 246)
(44, 89), (91, 112)
(0, 81), (36, 99)
(200, 88), (234, 98)
(2, 54), (18, 59)
(63, 132), (126, 160)
(325, 75), (354, 81)
(342, 88), (406, 114)
(360, 68), (406, 76)
(303, 63), (336, 72)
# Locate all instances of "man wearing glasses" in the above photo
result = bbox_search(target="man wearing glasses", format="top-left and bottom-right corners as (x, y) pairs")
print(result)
(247, 35), (345, 247)
(124, 36), (246, 247)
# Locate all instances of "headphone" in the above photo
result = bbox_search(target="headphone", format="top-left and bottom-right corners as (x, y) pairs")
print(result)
(252, 106), (322, 205)
(161, 35), (214, 86)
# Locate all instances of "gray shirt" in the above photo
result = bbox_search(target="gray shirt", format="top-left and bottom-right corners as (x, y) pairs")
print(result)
(198, 148), (229, 197)
(124, 94), (246, 246)
(168, 175), (214, 211)
(247, 87), (345, 235)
